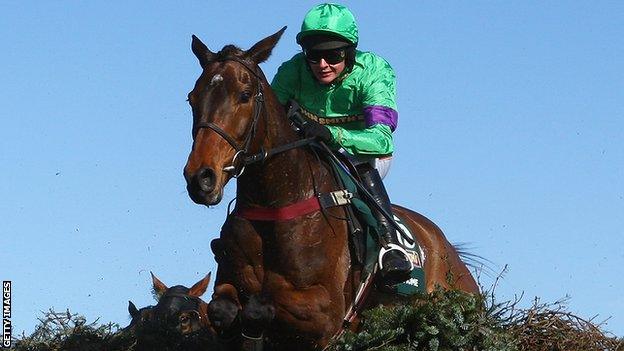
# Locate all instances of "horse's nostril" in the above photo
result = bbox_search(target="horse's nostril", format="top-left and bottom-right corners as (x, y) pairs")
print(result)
(197, 167), (216, 193)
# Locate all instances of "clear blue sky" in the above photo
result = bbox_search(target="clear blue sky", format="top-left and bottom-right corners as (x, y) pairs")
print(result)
(2, 1), (623, 338)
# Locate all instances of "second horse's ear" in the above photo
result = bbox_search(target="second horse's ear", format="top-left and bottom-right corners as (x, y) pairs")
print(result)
(151, 271), (168, 299)
(189, 272), (212, 297)
(246, 26), (287, 64)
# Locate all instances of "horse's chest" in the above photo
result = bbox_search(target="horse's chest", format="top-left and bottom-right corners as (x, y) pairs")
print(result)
(269, 216), (342, 275)
(225, 213), (346, 287)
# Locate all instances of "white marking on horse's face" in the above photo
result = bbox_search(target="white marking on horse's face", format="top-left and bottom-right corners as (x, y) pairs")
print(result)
(210, 74), (224, 86)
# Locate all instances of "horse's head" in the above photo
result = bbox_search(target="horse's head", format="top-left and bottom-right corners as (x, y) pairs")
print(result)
(184, 27), (286, 206)
(149, 272), (212, 338)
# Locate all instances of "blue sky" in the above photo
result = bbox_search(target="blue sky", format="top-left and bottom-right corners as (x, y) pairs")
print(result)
(2, 1), (623, 338)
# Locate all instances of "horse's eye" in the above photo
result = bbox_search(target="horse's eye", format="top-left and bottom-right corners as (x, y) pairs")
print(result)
(240, 91), (252, 103)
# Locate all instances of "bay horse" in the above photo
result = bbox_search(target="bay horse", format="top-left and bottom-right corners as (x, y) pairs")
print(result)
(183, 27), (479, 350)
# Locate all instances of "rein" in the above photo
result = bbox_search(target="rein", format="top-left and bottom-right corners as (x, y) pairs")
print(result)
(192, 57), (315, 177)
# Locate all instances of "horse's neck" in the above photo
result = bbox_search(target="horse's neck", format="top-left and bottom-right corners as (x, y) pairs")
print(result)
(237, 148), (318, 207)
(236, 97), (328, 207)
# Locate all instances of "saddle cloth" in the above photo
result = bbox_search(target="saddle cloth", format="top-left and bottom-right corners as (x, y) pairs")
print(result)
(326, 153), (427, 295)
(391, 214), (426, 295)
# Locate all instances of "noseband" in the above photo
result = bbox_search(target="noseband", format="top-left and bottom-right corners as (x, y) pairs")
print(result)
(192, 57), (266, 178)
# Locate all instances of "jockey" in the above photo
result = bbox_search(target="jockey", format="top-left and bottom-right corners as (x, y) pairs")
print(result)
(271, 3), (412, 285)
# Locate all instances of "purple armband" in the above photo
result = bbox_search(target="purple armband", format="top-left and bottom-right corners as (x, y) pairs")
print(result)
(364, 106), (398, 131)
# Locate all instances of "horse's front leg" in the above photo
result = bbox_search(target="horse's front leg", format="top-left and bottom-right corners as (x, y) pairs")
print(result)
(208, 282), (241, 342)
(211, 292), (274, 351)
(210, 219), (268, 349)
(265, 274), (347, 349)
(209, 238), (244, 344)
(240, 294), (275, 351)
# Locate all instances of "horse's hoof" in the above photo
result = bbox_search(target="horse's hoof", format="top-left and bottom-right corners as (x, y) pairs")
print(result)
(208, 298), (240, 331)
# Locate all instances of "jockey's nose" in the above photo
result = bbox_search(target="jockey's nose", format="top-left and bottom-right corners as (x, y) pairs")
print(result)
(196, 167), (216, 194)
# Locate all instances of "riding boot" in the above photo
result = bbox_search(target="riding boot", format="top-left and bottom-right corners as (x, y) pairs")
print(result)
(357, 164), (413, 285)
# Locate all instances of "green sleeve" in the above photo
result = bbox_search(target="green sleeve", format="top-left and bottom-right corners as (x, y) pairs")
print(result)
(324, 54), (397, 157)
(326, 124), (393, 156)
(361, 55), (398, 110)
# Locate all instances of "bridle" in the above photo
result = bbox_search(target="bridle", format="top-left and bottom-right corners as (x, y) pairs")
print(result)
(191, 57), (267, 178)
(153, 291), (210, 339)
(191, 57), (315, 178)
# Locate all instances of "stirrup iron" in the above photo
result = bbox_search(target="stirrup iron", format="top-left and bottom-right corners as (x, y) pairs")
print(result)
(378, 244), (414, 271)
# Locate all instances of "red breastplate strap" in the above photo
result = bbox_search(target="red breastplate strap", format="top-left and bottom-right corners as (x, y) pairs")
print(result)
(234, 196), (321, 221)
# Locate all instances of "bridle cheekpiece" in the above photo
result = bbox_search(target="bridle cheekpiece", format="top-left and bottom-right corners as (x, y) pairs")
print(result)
(192, 56), (266, 178)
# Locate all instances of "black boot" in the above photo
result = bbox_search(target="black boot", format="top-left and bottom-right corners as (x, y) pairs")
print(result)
(357, 164), (413, 285)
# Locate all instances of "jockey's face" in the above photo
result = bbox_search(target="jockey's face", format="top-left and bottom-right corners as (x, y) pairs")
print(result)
(306, 49), (346, 84)
(308, 59), (345, 84)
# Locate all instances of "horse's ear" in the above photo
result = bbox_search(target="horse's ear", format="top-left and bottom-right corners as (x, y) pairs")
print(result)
(151, 271), (168, 299)
(189, 272), (211, 297)
(246, 26), (287, 64)
(192, 35), (215, 68)
(128, 301), (139, 318)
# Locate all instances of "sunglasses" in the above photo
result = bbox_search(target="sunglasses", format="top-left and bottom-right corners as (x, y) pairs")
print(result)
(305, 49), (346, 65)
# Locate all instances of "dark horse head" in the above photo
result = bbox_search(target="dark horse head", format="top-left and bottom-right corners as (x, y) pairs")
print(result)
(183, 27), (288, 206)
(127, 272), (215, 350)
(150, 272), (212, 337)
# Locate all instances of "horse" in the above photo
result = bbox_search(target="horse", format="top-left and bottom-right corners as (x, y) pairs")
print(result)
(127, 272), (216, 350)
(183, 27), (480, 350)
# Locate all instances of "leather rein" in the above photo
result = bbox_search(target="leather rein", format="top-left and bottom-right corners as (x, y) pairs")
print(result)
(192, 57), (314, 177)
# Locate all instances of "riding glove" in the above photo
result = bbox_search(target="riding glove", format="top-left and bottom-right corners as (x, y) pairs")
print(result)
(287, 100), (333, 143)
(300, 119), (333, 142)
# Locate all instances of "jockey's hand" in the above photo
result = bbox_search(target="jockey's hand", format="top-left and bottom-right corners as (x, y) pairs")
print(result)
(287, 100), (332, 142)
(301, 119), (333, 142)
(286, 100), (305, 126)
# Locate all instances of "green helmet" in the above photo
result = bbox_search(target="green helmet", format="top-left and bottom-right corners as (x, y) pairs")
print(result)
(296, 3), (359, 49)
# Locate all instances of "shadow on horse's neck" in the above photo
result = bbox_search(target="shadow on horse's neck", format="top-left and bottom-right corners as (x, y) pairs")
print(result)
(235, 93), (327, 208)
